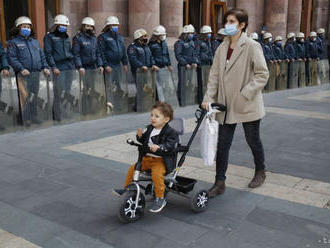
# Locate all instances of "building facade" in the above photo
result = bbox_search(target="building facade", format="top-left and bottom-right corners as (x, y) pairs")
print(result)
(0, 0), (329, 47)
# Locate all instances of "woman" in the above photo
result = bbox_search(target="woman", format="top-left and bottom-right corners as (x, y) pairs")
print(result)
(7, 16), (50, 126)
(202, 8), (269, 197)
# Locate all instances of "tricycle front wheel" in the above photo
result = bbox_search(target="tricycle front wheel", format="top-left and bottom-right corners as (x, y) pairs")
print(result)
(117, 191), (146, 223)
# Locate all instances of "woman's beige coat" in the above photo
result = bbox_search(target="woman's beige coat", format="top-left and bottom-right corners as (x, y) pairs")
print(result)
(203, 32), (269, 124)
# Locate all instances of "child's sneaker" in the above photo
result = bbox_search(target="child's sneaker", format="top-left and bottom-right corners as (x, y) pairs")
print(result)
(149, 197), (166, 213)
(112, 188), (126, 197)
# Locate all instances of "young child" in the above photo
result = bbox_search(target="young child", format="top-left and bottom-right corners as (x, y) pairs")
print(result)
(114, 101), (179, 213)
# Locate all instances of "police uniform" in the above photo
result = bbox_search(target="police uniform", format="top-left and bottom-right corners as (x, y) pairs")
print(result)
(296, 41), (307, 60)
(273, 43), (287, 61)
(284, 41), (297, 60)
(174, 39), (199, 105)
(148, 40), (171, 68)
(261, 42), (275, 62)
(0, 44), (10, 96)
(127, 42), (155, 75)
(7, 35), (49, 123)
(211, 40), (222, 56)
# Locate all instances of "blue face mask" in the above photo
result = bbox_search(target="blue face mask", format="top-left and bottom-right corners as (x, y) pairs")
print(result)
(276, 42), (282, 47)
(21, 28), (31, 37)
(189, 34), (194, 40)
(207, 34), (212, 39)
(224, 24), (239, 36)
(111, 26), (118, 33)
(58, 25), (67, 33)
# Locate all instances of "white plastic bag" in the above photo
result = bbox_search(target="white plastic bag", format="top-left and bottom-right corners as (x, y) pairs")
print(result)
(200, 104), (219, 166)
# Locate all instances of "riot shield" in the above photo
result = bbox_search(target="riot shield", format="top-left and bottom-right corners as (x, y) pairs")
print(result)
(278, 61), (288, 90)
(318, 59), (329, 85)
(104, 66), (129, 114)
(155, 68), (179, 108)
(52, 70), (80, 122)
(0, 73), (19, 132)
(136, 69), (156, 113)
(178, 67), (198, 106)
(297, 61), (306, 88)
(274, 62), (281, 92)
(310, 60), (318, 86)
(265, 62), (276, 92)
(201, 65), (211, 96)
(288, 61), (298, 89)
(16, 71), (52, 126)
(80, 69), (107, 119)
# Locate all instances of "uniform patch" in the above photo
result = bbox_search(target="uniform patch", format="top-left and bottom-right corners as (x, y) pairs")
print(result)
(128, 46), (135, 54)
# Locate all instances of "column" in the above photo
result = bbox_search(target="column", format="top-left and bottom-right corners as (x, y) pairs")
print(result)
(287, 0), (302, 34)
(160, 0), (183, 37)
(128, 0), (160, 38)
(264, 0), (288, 39)
(30, 0), (46, 46)
(236, 0), (264, 33)
(88, 0), (129, 37)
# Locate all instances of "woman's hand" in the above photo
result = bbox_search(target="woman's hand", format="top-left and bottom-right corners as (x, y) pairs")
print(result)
(201, 102), (209, 111)
(150, 144), (160, 152)
(137, 128), (143, 138)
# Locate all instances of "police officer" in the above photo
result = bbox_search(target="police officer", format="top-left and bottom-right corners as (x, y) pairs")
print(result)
(73, 17), (103, 115)
(174, 24), (199, 105)
(316, 28), (326, 60)
(261, 32), (275, 63)
(44, 14), (74, 122)
(296, 32), (307, 61)
(0, 43), (10, 131)
(148, 25), (172, 71)
(127, 29), (158, 110)
(212, 28), (226, 56)
(273, 36), (287, 62)
(98, 16), (128, 110)
(7, 16), (50, 126)
(306, 32), (319, 60)
(196, 25), (213, 104)
(284, 33), (297, 62)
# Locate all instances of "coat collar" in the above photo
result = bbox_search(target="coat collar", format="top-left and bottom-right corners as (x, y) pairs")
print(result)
(223, 32), (247, 73)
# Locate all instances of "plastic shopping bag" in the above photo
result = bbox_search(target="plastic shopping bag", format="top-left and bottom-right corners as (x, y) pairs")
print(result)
(200, 105), (219, 166)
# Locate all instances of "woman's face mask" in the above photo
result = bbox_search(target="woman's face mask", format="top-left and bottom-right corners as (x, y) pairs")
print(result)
(160, 35), (166, 41)
(224, 24), (239, 36)
(276, 42), (282, 47)
(58, 25), (67, 33)
(111, 26), (118, 33)
(207, 34), (212, 39)
(189, 34), (194, 40)
(21, 27), (31, 37)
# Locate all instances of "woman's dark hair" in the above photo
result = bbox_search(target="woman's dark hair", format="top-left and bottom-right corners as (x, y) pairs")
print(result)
(223, 8), (248, 32)
(79, 24), (96, 35)
(152, 101), (174, 121)
(9, 26), (35, 39)
(179, 33), (189, 40)
(149, 34), (159, 43)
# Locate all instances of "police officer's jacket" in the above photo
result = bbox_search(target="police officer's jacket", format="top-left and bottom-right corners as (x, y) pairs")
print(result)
(7, 35), (49, 73)
(97, 31), (128, 68)
(261, 42), (274, 62)
(272, 43), (287, 60)
(211, 40), (222, 56)
(127, 42), (155, 73)
(0, 44), (9, 71)
(148, 40), (171, 68)
(174, 39), (199, 66)
(196, 38), (213, 66)
(305, 40), (319, 59)
(295, 41), (307, 59)
(73, 31), (103, 69)
(284, 41), (297, 60)
(43, 31), (74, 69)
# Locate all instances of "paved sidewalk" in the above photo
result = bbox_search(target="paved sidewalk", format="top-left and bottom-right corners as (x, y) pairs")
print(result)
(0, 84), (330, 248)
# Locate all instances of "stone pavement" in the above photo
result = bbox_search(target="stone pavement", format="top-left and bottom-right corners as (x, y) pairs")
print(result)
(0, 84), (330, 248)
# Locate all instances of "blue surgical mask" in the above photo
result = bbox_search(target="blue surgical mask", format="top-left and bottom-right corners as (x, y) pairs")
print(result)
(21, 28), (31, 37)
(224, 24), (239, 36)
(111, 26), (118, 33)
(276, 42), (282, 47)
(58, 25), (67, 33)
(189, 34), (194, 40)
(207, 34), (212, 39)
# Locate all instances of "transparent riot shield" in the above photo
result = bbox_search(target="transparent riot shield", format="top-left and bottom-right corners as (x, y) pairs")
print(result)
(318, 59), (329, 85)
(136, 69), (156, 113)
(0, 73), (19, 132)
(179, 67), (198, 106)
(274, 62), (281, 92)
(104, 66), (129, 114)
(155, 68), (179, 108)
(297, 61), (306, 88)
(288, 61), (298, 89)
(265, 62), (276, 92)
(80, 69), (107, 119)
(278, 61), (288, 90)
(201, 65), (211, 96)
(310, 60), (318, 86)
(16, 71), (52, 127)
(52, 70), (80, 123)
